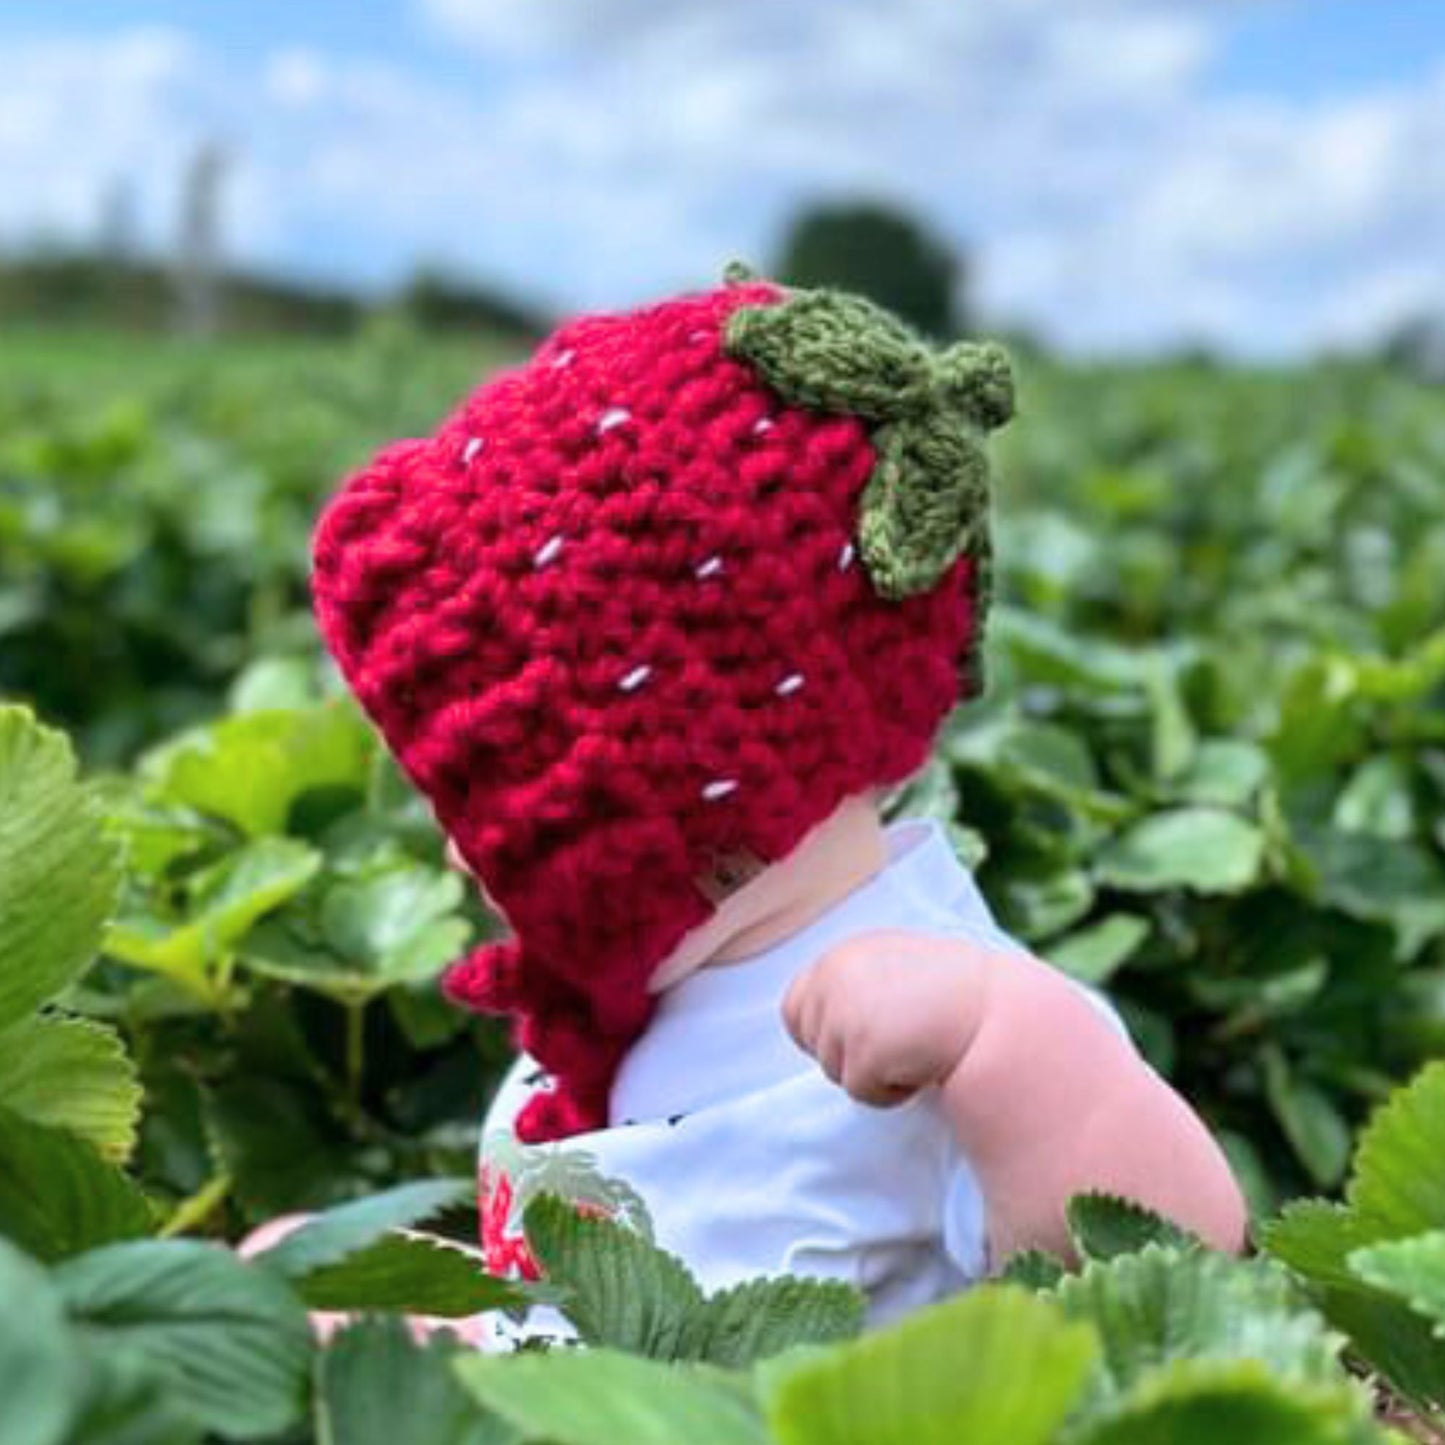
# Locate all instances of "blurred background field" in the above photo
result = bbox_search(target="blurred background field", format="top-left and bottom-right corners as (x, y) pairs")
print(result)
(2, 0), (1444, 1238)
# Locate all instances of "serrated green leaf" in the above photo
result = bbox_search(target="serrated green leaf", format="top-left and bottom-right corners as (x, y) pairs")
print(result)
(1263, 1201), (1383, 1294)
(1261, 1201), (1445, 1414)
(0, 1237), (77, 1445)
(0, 1015), (141, 1162)
(1053, 1246), (1342, 1413)
(1095, 808), (1266, 894)
(0, 706), (122, 1031)
(54, 1240), (312, 1441)
(254, 1178), (472, 1278)
(0, 1104), (151, 1261)
(671, 1275), (864, 1369)
(760, 1285), (1096, 1445)
(1000, 1248), (1068, 1290)
(1066, 1193), (1199, 1262)
(317, 1319), (516, 1445)
(523, 1193), (704, 1357)
(1350, 1061), (1445, 1237)
(65, 1344), (203, 1445)
(1070, 1358), (1383, 1445)
(454, 1349), (768, 1445)
(1351, 1231), (1445, 1335)
(299, 1233), (530, 1317)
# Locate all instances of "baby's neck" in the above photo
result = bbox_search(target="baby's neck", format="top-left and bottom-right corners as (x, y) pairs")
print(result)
(707, 796), (889, 966)
(646, 793), (890, 993)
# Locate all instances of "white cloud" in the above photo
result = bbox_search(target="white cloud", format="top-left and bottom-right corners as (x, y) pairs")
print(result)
(414, 0), (1445, 353)
(1, 6), (1441, 355)
(0, 28), (198, 247)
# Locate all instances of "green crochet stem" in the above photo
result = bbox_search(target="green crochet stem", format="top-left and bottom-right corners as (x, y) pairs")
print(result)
(723, 285), (1014, 604)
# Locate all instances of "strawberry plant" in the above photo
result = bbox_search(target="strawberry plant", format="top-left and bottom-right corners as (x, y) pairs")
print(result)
(3, 331), (1445, 1438)
(0, 698), (1430, 1442)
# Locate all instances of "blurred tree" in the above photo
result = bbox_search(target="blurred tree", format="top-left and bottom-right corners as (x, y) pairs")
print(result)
(775, 200), (964, 338)
(401, 265), (548, 340)
(175, 142), (229, 338)
(98, 179), (139, 266)
(1381, 316), (1445, 383)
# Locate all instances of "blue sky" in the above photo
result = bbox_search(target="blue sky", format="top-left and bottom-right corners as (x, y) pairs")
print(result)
(2, 0), (1442, 355)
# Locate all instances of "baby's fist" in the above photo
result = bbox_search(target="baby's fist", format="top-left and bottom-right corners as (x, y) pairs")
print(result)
(782, 931), (990, 1107)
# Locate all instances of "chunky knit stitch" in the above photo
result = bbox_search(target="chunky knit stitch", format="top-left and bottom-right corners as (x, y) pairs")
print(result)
(311, 276), (1013, 1143)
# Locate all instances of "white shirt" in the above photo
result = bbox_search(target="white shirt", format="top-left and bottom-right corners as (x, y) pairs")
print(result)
(479, 818), (1119, 1326)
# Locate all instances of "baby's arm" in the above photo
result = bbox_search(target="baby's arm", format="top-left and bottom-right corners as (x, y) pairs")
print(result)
(783, 930), (1246, 1264)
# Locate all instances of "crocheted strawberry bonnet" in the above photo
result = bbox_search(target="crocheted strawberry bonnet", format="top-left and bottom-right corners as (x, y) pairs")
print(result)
(311, 269), (1013, 1143)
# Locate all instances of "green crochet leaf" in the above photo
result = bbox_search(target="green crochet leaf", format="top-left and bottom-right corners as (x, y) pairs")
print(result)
(724, 290), (932, 421)
(723, 287), (1013, 603)
(857, 415), (991, 600)
(936, 339), (1015, 430)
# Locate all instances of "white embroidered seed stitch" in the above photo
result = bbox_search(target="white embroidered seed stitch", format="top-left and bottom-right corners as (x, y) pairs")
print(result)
(618, 665), (653, 693)
(838, 542), (857, 571)
(596, 407), (631, 434)
(462, 437), (484, 464)
(533, 535), (565, 569)
(775, 673), (806, 696)
(551, 349), (575, 369)
(701, 779), (739, 801)
(753, 417), (774, 435)
(695, 556), (725, 579)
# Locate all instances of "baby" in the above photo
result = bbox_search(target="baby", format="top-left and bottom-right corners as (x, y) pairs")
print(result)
(311, 273), (1244, 1326)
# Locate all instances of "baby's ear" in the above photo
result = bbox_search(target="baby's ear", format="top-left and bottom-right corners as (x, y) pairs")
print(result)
(444, 837), (473, 877)
(444, 836), (509, 920)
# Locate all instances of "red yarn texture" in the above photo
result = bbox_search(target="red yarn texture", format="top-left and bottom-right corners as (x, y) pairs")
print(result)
(311, 281), (981, 1143)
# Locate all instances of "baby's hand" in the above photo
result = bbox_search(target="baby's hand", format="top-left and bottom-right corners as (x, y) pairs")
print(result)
(782, 930), (993, 1107)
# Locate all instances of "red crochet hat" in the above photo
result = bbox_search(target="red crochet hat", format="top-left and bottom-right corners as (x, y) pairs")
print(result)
(311, 272), (1013, 1143)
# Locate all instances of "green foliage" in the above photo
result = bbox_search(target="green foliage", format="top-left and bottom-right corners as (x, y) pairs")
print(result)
(453, 1247), (1391, 1445)
(1263, 1062), (1445, 1412)
(87, 685), (503, 1225)
(523, 1194), (864, 1365)
(0, 1239), (77, 1445)
(759, 1288), (1097, 1445)
(1051, 1249), (1346, 1411)
(1065, 1193), (1200, 1262)
(253, 1178), (473, 1278)
(0, 329), (513, 762)
(1066, 1362), (1380, 1445)
(4, 334), (1445, 1439)
(296, 1232), (526, 1317)
(317, 1319), (516, 1445)
(456, 1349), (769, 1445)
(0, 1016), (142, 1163)
(53, 1240), (312, 1440)
(0, 708), (111, 997)
(0, 1105), (152, 1261)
